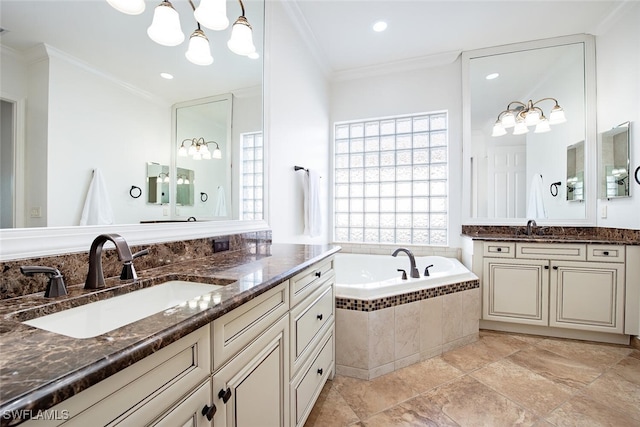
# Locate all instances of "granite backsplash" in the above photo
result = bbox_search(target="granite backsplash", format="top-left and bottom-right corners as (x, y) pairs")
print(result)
(0, 230), (272, 300)
(461, 225), (640, 244)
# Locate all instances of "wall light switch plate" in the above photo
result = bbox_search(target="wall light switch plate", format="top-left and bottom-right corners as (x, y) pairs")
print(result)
(600, 205), (607, 218)
(213, 239), (230, 253)
(30, 207), (42, 218)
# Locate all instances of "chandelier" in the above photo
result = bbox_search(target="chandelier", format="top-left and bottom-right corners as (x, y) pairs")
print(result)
(178, 137), (222, 160)
(492, 98), (567, 137)
(106, 0), (257, 66)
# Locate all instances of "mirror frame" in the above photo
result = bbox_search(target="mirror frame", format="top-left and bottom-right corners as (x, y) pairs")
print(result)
(461, 34), (597, 225)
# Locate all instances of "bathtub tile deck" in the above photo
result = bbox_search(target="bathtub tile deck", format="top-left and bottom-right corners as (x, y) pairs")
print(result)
(305, 330), (637, 426)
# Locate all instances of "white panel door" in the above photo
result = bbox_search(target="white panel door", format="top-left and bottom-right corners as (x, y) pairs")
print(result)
(487, 144), (526, 218)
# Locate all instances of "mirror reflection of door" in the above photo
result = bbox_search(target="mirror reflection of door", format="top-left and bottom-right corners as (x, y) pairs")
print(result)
(566, 141), (585, 201)
(146, 163), (169, 205)
(599, 122), (630, 199)
(1, 99), (16, 228)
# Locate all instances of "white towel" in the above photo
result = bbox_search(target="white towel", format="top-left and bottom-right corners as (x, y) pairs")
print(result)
(214, 186), (227, 217)
(303, 170), (321, 237)
(526, 173), (548, 219)
(80, 169), (115, 226)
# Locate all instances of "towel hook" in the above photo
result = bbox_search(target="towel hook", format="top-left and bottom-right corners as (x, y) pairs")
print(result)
(635, 166), (640, 185)
(549, 182), (561, 197)
(294, 165), (309, 173)
(200, 192), (208, 202)
(129, 185), (142, 199)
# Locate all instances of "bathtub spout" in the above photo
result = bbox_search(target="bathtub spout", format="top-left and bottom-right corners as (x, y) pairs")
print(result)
(392, 248), (420, 279)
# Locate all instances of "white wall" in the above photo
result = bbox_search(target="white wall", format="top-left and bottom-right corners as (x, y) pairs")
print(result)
(45, 49), (171, 226)
(595, 2), (640, 230)
(265, 1), (331, 244)
(330, 60), (463, 248)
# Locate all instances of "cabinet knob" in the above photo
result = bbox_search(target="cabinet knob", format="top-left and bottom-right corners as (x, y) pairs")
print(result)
(317, 368), (323, 375)
(202, 404), (217, 421)
(544, 266), (549, 270)
(317, 313), (323, 321)
(496, 247), (502, 252)
(553, 266), (558, 270)
(218, 388), (232, 404)
(603, 251), (610, 256)
(315, 271), (322, 278)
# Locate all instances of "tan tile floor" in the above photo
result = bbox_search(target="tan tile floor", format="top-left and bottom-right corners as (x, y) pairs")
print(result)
(305, 330), (640, 426)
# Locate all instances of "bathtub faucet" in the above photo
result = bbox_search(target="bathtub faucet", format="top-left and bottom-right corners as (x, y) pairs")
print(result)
(392, 248), (420, 279)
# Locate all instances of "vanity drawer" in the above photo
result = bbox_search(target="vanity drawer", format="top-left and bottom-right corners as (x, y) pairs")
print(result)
(483, 242), (515, 258)
(291, 330), (334, 427)
(290, 281), (334, 374)
(212, 281), (289, 371)
(290, 256), (335, 307)
(48, 327), (211, 427)
(516, 243), (586, 261)
(587, 245), (625, 263)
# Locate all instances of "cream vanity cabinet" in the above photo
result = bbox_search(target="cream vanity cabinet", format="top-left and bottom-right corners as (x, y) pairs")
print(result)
(289, 256), (336, 427)
(26, 326), (213, 427)
(482, 242), (628, 337)
(210, 281), (290, 427)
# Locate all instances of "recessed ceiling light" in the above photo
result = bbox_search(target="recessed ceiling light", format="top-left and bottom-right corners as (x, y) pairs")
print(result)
(373, 21), (387, 32)
(486, 73), (499, 80)
(160, 72), (174, 80)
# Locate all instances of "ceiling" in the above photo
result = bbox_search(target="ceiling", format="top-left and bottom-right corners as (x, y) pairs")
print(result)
(0, 0), (629, 103)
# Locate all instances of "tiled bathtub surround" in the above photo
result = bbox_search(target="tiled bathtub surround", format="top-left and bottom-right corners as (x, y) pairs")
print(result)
(336, 285), (481, 380)
(0, 231), (271, 299)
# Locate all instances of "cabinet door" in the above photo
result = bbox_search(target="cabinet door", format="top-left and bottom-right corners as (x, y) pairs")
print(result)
(212, 315), (289, 427)
(483, 258), (549, 325)
(550, 261), (625, 333)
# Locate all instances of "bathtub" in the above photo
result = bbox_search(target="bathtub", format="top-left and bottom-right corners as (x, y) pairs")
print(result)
(334, 253), (478, 300)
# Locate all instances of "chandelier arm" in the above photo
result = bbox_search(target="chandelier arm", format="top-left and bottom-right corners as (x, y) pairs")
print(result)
(506, 101), (526, 110)
(188, 0), (196, 11)
(532, 97), (560, 107)
(237, 0), (246, 16)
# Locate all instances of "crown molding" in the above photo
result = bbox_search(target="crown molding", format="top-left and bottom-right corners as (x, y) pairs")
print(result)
(591, 0), (638, 36)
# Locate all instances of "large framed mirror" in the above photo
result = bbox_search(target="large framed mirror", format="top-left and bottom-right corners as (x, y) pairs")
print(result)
(462, 34), (597, 225)
(0, 0), (267, 260)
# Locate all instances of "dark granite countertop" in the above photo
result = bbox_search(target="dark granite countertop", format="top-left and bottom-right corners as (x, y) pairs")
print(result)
(0, 243), (340, 425)
(461, 225), (640, 245)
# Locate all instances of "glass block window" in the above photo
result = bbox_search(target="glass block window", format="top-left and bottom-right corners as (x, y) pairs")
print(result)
(333, 112), (448, 245)
(240, 132), (263, 220)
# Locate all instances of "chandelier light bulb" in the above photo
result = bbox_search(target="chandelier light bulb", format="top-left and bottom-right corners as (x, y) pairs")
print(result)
(107, 0), (145, 15)
(147, 1), (185, 47)
(512, 120), (529, 135)
(492, 121), (507, 137)
(228, 16), (256, 56)
(212, 147), (222, 159)
(194, 0), (229, 31)
(524, 109), (541, 126)
(500, 111), (516, 128)
(549, 105), (567, 124)
(534, 117), (551, 133)
(186, 29), (214, 66)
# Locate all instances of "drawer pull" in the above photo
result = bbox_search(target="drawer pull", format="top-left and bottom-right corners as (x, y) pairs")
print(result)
(317, 368), (323, 375)
(603, 251), (610, 256)
(553, 266), (558, 270)
(544, 265), (549, 270)
(218, 388), (232, 404)
(315, 271), (322, 278)
(317, 313), (323, 321)
(496, 247), (502, 252)
(202, 404), (217, 421)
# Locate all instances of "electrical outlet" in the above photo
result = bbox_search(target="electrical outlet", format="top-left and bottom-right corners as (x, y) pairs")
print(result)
(601, 205), (607, 218)
(213, 239), (230, 253)
(163, 207), (168, 216)
(30, 207), (42, 218)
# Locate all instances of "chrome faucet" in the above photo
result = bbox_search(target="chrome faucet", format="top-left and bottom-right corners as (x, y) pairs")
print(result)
(85, 233), (147, 289)
(392, 248), (420, 279)
(526, 219), (537, 236)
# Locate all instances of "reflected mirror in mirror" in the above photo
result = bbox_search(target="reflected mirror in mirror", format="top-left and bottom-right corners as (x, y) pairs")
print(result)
(0, 0), (264, 229)
(463, 35), (595, 223)
(566, 141), (585, 202)
(176, 167), (195, 207)
(175, 95), (231, 219)
(146, 163), (170, 205)
(599, 122), (630, 199)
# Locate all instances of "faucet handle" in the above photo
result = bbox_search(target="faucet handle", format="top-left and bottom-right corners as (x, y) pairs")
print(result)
(424, 265), (434, 277)
(20, 266), (67, 298)
(397, 269), (408, 280)
(132, 248), (149, 259)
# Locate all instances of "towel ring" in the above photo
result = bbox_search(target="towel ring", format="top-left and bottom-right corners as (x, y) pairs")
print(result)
(200, 192), (208, 202)
(549, 182), (561, 197)
(129, 186), (142, 199)
(635, 166), (640, 185)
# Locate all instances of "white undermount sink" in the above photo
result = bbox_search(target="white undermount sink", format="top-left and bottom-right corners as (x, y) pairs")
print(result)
(23, 281), (223, 339)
